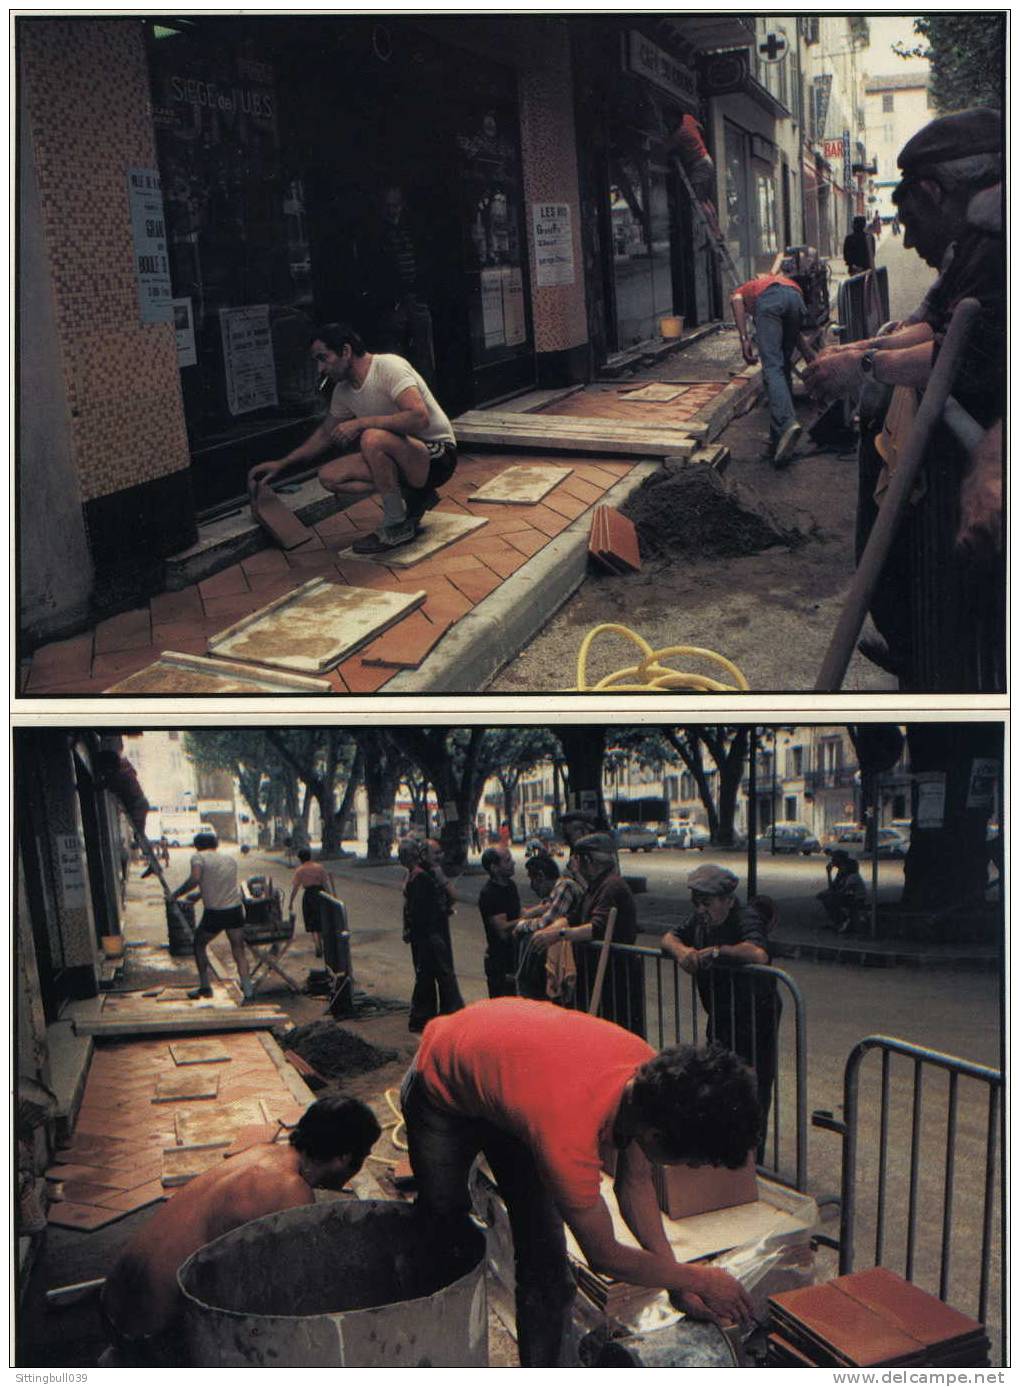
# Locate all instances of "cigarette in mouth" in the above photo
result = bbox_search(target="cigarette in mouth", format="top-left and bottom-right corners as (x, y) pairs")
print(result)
(317, 375), (330, 394)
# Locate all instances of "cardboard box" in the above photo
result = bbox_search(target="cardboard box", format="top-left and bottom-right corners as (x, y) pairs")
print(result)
(654, 1150), (758, 1219)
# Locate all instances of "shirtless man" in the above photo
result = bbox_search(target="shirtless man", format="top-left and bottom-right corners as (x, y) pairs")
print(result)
(99, 1097), (381, 1365)
(247, 322), (457, 554)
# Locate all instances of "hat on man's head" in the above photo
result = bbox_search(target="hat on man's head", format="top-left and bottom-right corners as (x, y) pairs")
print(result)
(574, 832), (616, 856)
(898, 108), (1002, 174)
(687, 862), (738, 897)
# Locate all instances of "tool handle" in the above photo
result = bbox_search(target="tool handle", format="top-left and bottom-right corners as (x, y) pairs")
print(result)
(587, 907), (618, 1017)
(814, 296), (981, 691)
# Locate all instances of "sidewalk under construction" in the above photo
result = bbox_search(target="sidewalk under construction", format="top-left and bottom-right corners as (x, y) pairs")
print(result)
(19, 336), (762, 697)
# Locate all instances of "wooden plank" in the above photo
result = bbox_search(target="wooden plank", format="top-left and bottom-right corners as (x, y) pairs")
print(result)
(457, 409), (702, 437)
(74, 1010), (287, 1037)
(335, 511), (486, 567)
(106, 651), (334, 695)
(454, 424), (696, 459)
(455, 417), (704, 445)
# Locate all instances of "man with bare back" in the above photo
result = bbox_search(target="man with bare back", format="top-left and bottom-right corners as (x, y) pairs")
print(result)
(99, 1097), (380, 1365)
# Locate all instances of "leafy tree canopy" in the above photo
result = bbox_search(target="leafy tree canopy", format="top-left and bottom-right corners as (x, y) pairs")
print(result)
(894, 16), (1004, 114)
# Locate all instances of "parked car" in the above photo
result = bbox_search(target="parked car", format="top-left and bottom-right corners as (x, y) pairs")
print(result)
(757, 823), (821, 855)
(875, 828), (908, 859)
(659, 824), (707, 850)
(824, 825), (908, 859)
(614, 824), (659, 853)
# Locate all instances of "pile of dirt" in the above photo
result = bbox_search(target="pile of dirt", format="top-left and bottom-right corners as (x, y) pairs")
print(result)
(624, 465), (809, 561)
(283, 1019), (398, 1079)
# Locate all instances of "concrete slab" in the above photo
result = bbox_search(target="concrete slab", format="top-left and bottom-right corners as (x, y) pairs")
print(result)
(619, 383), (689, 403)
(335, 510), (487, 567)
(170, 1040), (231, 1066)
(466, 465), (573, 506)
(161, 1143), (229, 1187)
(153, 1070), (221, 1102)
(105, 651), (333, 694)
(207, 578), (426, 674)
(175, 1097), (273, 1147)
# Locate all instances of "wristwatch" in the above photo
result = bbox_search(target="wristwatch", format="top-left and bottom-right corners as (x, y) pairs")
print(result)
(859, 348), (879, 379)
(711, 946), (720, 961)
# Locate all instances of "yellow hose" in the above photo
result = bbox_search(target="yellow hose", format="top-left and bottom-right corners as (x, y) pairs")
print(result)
(366, 1086), (409, 1168)
(573, 623), (750, 692)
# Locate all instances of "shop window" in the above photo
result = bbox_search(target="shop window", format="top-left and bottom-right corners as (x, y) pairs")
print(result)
(608, 138), (676, 347)
(754, 167), (780, 261)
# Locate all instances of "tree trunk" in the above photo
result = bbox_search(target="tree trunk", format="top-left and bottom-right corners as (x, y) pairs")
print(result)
(712, 729), (749, 846)
(554, 728), (609, 827)
(900, 724), (1000, 913)
(331, 745), (365, 853)
(362, 735), (399, 862)
(665, 733), (719, 839)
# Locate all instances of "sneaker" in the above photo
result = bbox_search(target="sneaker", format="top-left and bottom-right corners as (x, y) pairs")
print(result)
(773, 420), (802, 465)
(352, 518), (419, 554)
(187, 985), (213, 999)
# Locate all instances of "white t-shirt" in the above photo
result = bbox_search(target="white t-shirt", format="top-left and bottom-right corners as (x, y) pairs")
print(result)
(329, 353), (455, 445)
(190, 851), (241, 910)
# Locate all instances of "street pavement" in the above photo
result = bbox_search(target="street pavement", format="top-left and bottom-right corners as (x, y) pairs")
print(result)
(876, 230), (938, 322)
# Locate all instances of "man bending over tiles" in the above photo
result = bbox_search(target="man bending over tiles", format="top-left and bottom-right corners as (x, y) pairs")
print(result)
(247, 321), (458, 554)
(98, 1097), (380, 1366)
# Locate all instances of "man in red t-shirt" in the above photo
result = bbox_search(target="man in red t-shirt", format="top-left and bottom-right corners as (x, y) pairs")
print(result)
(402, 998), (758, 1365)
(731, 272), (811, 466)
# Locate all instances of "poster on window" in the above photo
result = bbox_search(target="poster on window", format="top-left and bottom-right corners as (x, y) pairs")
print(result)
(965, 758), (999, 810)
(501, 268), (526, 346)
(532, 203), (574, 286)
(56, 833), (88, 910)
(172, 298), (197, 368)
(220, 305), (278, 415)
(127, 168), (173, 324)
(480, 268), (506, 348)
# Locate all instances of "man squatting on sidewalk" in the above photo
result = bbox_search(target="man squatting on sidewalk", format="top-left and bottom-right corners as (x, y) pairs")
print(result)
(402, 997), (758, 1366)
(247, 322), (457, 555)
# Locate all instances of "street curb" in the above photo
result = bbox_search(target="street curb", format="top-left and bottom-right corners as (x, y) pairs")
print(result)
(771, 940), (1001, 972)
(386, 459), (660, 692)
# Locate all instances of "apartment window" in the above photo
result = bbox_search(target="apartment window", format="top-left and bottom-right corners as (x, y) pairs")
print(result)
(882, 92), (895, 113)
(786, 745), (804, 777)
(821, 739), (843, 772)
(785, 797), (798, 821)
(681, 772), (695, 800)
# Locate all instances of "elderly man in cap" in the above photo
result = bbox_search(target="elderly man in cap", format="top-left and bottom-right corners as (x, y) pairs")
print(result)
(530, 831), (645, 1037)
(662, 864), (780, 1158)
(804, 109), (1003, 690)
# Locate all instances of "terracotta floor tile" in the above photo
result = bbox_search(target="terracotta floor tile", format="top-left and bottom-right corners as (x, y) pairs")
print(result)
(45, 1163), (110, 1183)
(148, 631), (214, 658)
(150, 586), (204, 623)
(540, 490), (589, 522)
(504, 528), (550, 559)
(447, 566), (501, 605)
(47, 1200), (127, 1231)
(360, 610), (453, 668)
(22, 670), (108, 697)
(201, 591), (264, 625)
(569, 463), (620, 489)
(558, 476), (605, 506)
(24, 633), (94, 690)
(52, 1178), (123, 1203)
(587, 460), (631, 476)
(433, 497), (472, 516)
(198, 565), (251, 600)
(241, 548), (291, 577)
(286, 549), (343, 573)
(93, 607), (152, 654)
(334, 657), (394, 693)
(345, 497), (385, 526)
(95, 1180), (168, 1213)
(91, 648), (157, 686)
(420, 578), (474, 625)
(527, 505), (573, 538)
(483, 547), (528, 580)
(333, 558), (399, 589)
(324, 669), (351, 693)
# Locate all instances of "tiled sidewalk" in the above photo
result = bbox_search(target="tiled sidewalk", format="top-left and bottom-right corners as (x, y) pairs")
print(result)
(45, 1030), (304, 1231)
(22, 452), (635, 696)
(542, 379), (729, 425)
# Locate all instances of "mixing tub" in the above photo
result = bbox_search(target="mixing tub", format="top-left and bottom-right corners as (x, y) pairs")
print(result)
(178, 1199), (487, 1367)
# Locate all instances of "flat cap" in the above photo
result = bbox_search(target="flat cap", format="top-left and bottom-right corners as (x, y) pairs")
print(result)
(687, 862), (738, 896)
(898, 108), (1001, 172)
(828, 848), (856, 865)
(574, 832), (616, 855)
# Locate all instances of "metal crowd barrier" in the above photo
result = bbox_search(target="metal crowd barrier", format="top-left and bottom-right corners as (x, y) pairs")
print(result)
(816, 1035), (1003, 1362)
(517, 937), (808, 1192)
(836, 266), (890, 343)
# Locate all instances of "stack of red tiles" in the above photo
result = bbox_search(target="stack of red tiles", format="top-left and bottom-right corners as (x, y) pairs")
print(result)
(767, 1268), (990, 1367)
(588, 505), (641, 575)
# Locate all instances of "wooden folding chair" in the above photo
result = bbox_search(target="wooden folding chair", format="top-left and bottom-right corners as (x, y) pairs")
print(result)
(241, 878), (301, 995)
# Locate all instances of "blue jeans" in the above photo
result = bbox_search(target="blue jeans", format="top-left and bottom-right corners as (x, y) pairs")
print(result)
(400, 1068), (576, 1366)
(754, 285), (806, 445)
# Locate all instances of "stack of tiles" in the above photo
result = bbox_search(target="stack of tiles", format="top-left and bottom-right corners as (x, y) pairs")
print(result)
(589, 505), (641, 575)
(767, 1268), (990, 1367)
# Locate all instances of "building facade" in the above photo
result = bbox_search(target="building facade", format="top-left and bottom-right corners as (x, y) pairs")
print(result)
(18, 14), (875, 644)
(863, 73), (933, 220)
